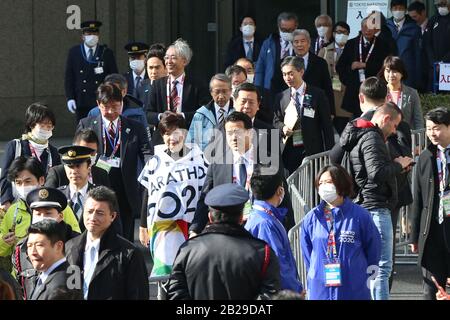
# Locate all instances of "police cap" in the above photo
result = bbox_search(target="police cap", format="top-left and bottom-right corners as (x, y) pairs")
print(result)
(205, 183), (249, 212)
(26, 187), (68, 211)
(124, 42), (150, 56)
(58, 145), (94, 165)
(81, 20), (102, 33)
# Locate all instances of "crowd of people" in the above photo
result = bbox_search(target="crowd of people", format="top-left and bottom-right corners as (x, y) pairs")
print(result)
(1, 0), (450, 300)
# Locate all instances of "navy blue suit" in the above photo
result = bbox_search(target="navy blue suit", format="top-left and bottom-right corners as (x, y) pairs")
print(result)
(64, 44), (118, 121)
(124, 70), (148, 98)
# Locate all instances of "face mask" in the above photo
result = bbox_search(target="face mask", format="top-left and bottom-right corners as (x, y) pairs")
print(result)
(317, 26), (329, 38)
(32, 127), (53, 142)
(129, 59), (145, 73)
(392, 10), (406, 21)
(246, 74), (255, 83)
(279, 30), (294, 42)
(278, 187), (285, 207)
(32, 216), (58, 224)
(13, 184), (37, 201)
(438, 7), (449, 16)
(334, 34), (349, 45)
(242, 25), (255, 37)
(318, 183), (338, 204)
(90, 154), (97, 165)
(84, 35), (99, 47)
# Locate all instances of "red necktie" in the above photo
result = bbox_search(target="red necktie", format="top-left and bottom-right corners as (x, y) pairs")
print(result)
(170, 80), (179, 112)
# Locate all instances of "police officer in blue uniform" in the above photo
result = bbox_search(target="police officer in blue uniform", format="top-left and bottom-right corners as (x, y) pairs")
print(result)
(64, 21), (118, 121)
(124, 42), (149, 98)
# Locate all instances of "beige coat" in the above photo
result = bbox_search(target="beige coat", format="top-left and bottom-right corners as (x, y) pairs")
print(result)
(318, 42), (352, 118)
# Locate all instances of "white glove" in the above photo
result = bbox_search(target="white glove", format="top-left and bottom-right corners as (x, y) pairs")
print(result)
(67, 99), (77, 114)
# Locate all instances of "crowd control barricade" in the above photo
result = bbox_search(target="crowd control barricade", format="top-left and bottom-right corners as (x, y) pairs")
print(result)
(148, 275), (171, 300)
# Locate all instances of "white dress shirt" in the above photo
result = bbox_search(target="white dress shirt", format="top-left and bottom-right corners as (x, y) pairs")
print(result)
(394, 17), (406, 31)
(301, 52), (310, 71)
(83, 236), (101, 299)
(232, 145), (254, 188)
(243, 37), (255, 57)
(133, 70), (146, 88)
(39, 257), (67, 284)
(84, 44), (97, 60)
(291, 82), (306, 112)
(169, 73), (185, 112)
(70, 182), (89, 209)
(214, 101), (230, 123)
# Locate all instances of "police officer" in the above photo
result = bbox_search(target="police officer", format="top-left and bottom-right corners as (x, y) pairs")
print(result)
(124, 42), (149, 98)
(168, 183), (280, 300)
(65, 21), (118, 121)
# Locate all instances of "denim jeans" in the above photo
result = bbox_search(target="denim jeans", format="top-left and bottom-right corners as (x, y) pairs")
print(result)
(369, 208), (393, 300)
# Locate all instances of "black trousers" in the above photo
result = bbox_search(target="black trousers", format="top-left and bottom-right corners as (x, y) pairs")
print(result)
(421, 219), (450, 300)
(282, 139), (305, 175)
(333, 117), (350, 136)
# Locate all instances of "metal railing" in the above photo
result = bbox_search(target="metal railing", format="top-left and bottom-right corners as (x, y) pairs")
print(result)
(148, 275), (170, 300)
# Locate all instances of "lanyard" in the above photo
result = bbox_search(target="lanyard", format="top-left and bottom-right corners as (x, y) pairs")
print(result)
(324, 206), (339, 259)
(253, 204), (285, 229)
(387, 89), (403, 108)
(166, 74), (185, 111)
(80, 44), (100, 64)
(359, 36), (376, 63)
(102, 119), (121, 157)
(437, 149), (448, 194)
(29, 143), (52, 170)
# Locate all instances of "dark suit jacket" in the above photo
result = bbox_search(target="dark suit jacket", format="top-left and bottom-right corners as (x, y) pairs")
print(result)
(65, 227), (149, 300)
(303, 53), (336, 116)
(137, 78), (152, 111)
(224, 35), (263, 68)
(146, 75), (210, 145)
(76, 115), (153, 218)
(30, 261), (83, 300)
(0, 139), (61, 204)
(336, 35), (390, 115)
(273, 84), (335, 156)
(190, 145), (294, 234)
(45, 164), (110, 189)
(125, 70), (148, 98)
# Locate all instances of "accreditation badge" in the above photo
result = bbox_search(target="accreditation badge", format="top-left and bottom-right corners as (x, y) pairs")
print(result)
(442, 191), (450, 217)
(292, 130), (304, 147)
(324, 258), (342, 287)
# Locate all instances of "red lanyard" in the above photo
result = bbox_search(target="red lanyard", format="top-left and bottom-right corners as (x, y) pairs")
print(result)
(437, 149), (448, 193)
(359, 36), (376, 63)
(102, 119), (121, 157)
(324, 207), (338, 259)
(166, 74), (185, 111)
(29, 143), (52, 169)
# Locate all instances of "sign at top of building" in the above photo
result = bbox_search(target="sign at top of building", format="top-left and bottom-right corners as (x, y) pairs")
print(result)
(346, 1), (389, 39)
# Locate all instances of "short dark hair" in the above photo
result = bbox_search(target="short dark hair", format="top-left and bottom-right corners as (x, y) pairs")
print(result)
(7, 156), (45, 183)
(104, 73), (128, 91)
(359, 77), (388, 104)
(225, 111), (253, 130)
(28, 220), (66, 250)
(408, 1), (426, 13)
(315, 164), (354, 198)
(73, 128), (99, 146)
(390, 0), (407, 8)
(209, 206), (244, 224)
(225, 64), (247, 78)
(378, 55), (408, 81)
(277, 12), (299, 26)
(235, 57), (255, 69)
(158, 111), (187, 135)
(281, 56), (305, 72)
(240, 15), (256, 25)
(333, 21), (350, 33)
(425, 107), (450, 126)
(146, 43), (166, 67)
(250, 172), (283, 200)
(96, 82), (123, 105)
(232, 82), (261, 102)
(374, 101), (404, 121)
(87, 186), (119, 214)
(24, 103), (56, 133)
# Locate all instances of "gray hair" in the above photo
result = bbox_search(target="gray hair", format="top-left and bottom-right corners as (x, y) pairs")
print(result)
(168, 38), (193, 65)
(209, 73), (232, 91)
(292, 29), (311, 44)
(277, 12), (299, 26)
(314, 14), (333, 27)
(280, 56), (305, 72)
(225, 65), (247, 78)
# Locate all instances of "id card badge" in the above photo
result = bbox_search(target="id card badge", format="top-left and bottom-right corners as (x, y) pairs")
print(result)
(332, 77), (342, 91)
(292, 130), (304, 147)
(94, 67), (104, 74)
(358, 69), (366, 83)
(242, 201), (252, 222)
(107, 157), (121, 168)
(324, 258), (342, 287)
(442, 191), (450, 217)
(96, 157), (112, 173)
(303, 107), (315, 118)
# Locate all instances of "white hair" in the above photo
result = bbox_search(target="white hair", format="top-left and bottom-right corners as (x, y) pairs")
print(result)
(292, 29), (311, 44)
(169, 38), (193, 65)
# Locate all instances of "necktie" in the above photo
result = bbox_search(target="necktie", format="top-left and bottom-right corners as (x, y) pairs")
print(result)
(281, 40), (290, 59)
(294, 91), (302, 115)
(135, 76), (142, 90)
(170, 80), (179, 112)
(88, 48), (94, 61)
(319, 38), (325, 52)
(217, 108), (225, 126)
(438, 148), (450, 224)
(246, 41), (253, 60)
(83, 245), (97, 300)
(73, 192), (83, 219)
(239, 158), (247, 188)
(108, 121), (116, 141)
(32, 277), (44, 299)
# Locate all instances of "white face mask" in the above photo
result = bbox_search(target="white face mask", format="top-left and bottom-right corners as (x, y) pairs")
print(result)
(279, 30), (294, 42)
(317, 26), (329, 38)
(32, 127), (53, 142)
(32, 216), (58, 224)
(84, 35), (99, 47)
(438, 7), (449, 16)
(392, 10), (406, 21)
(90, 154), (97, 165)
(13, 184), (37, 201)
(318, 183), (338, 204)
(242, 25), (255, 37)
(129, 59), (145, 73)
(246, 74), (255, 83)
(334, 34), (349, 45)
(278, 187), (285, 207)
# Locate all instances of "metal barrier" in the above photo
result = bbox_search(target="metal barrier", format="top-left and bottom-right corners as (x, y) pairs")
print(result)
(148, 275), (170, 300)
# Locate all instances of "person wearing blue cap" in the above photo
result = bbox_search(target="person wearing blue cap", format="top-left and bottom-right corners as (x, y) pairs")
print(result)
(168, 183), (281, 300)
(64, 20), (118, 121)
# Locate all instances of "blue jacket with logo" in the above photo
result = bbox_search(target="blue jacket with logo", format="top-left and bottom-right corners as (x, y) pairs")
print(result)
(245, 200), (303, 293)
(300, 198), (381, 300)
(254, 34), (278, 90)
